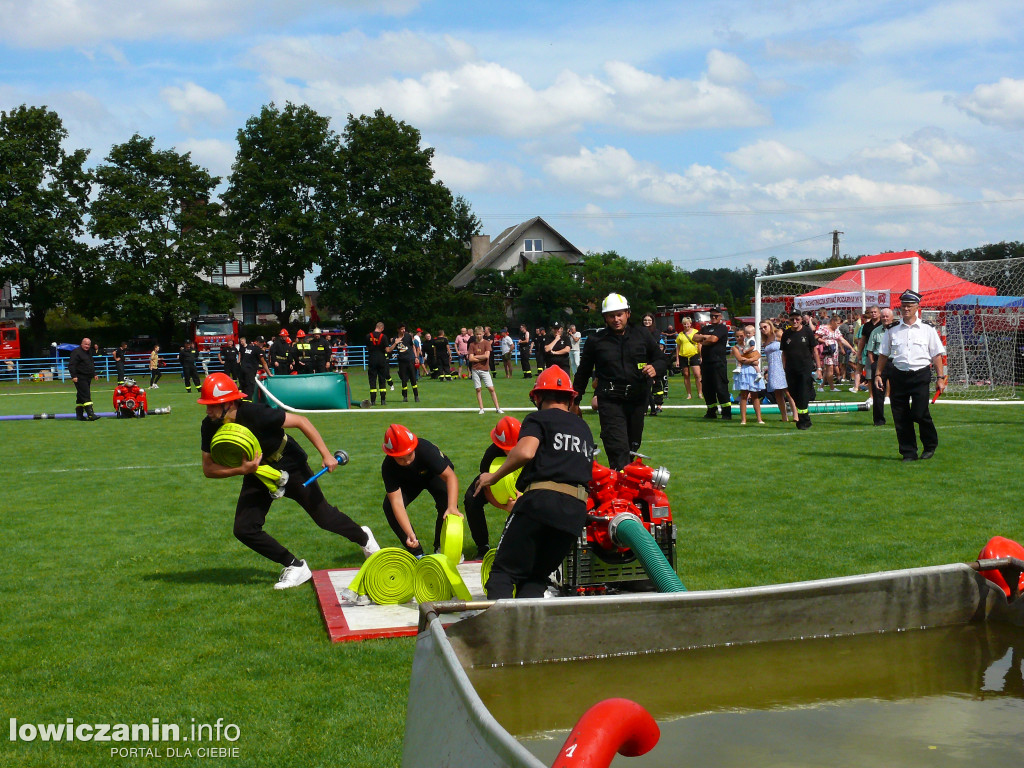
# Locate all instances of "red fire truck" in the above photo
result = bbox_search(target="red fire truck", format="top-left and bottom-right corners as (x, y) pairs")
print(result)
(653, 304), (732, 334)
(0, 322), (21, 359)
(188, 315), (239, 355)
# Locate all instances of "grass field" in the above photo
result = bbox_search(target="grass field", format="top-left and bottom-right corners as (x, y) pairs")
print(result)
(2, 371), (1022, 767)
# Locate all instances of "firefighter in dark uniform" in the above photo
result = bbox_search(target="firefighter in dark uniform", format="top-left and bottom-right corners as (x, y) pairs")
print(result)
(238, 336), (269, 398)
(197, 373), (379, 589)
(462, 415), (521, 559)
(780, 312), (822, 430)
(534, 326), (547, 371)
(219, 340), (240, 381)
(518, 324), (533, 378)
(113, 341), (128, 384)
(310, 328), (331, 373)
(269, 329), (292, 376)
(475, 366), (596, 599)
(379, 424), (462, 557)
(434, 330), (453, 381)
(291, 329), (313, 374)
(367, 322), (392, 406)
(693, 308), (731, 419)
(393, 323), (420, 402)
(571, 294), (666, 470)
(69, 336), (101, 421)
(179, 341), (202, 393)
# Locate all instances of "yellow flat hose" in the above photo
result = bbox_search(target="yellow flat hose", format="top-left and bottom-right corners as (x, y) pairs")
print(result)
(480, 548), (496, 592)
(254, 464), (283, 494)
(209, 423), (260, 467)
(345, 547), (418, 605)
(439, 515), (464, 567)
(487, 458), (523, 506)
(414, 554), (472, 603)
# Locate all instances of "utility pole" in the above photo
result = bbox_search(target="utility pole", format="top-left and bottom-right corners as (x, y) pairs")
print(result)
(831, 229), (844, 261)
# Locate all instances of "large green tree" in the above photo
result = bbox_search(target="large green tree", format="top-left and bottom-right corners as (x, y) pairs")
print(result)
(0, 105), (93, 349)
(223, 102), (343, 326)
(317, 109), (475, 323)
(89, 134), (232, 341)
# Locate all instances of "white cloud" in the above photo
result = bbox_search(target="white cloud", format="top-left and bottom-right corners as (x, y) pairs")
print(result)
(161, 82), (229, 130)
(429, 151), (525, 193)
(763, 38), (859, 66)
(761, 174), (952, 208)
(954, 78), (1024, 129)
(705, 49), (753, 86)
(176, 138), (235, 178)
(725, 140), (821, 181)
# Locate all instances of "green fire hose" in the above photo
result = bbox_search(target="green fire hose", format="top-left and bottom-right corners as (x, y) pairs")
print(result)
(608, 513), (686, 592)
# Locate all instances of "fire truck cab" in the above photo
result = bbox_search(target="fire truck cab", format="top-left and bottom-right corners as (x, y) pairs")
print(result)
(0, 322), (20, 359)
(654, 304), (731, 334)
(188, 315), (239, 356)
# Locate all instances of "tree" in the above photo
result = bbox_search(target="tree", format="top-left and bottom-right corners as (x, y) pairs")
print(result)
(317, 109), (475, 323)
(0, 105), (93, 349)
(223, 102), (343, 326)
(89, 134), (233, 342)
(507, 257), (589, 328)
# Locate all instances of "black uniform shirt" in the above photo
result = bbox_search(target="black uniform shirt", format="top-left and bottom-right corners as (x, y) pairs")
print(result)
(698, 322), (730, 364)
(381, 438), (454, 493)
(239, 344), (264, 371)
(178, 347), (197, 367)
(434, 338), (451, 363)
(222, 344), (239, 364)
(68, 346), (95, 379)
(113, 347), (126, 364)
(478, 442), (508, 474)
(572, 324), (666, 400)
(200, 401), (306, 468)
(269, 339), (290, 366)
(367, 332), (390, 366)
(546, 335), (570, 362)
(781, 325), (817, 367)
(395, 333), (415, 362)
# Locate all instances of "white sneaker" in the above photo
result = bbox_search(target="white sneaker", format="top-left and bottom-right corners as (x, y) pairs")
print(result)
(151, 384), (159, 389)
(274, 559), (312, 590)
(360, 526), (380, 559)
(496, 408), (504, 414)
(271, 470), (289, 499)
(478, 408), (485, 414)
(390, 384), (395, 391)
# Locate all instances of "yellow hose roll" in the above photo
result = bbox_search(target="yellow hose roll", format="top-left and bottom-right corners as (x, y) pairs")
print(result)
(480, 548), (496, 592)
(414, 554), (472, 603)
(487, 458), (523, 506)
(210, 422), (260, 468)
(439, 515), (464, 568)
(347, 548), (418, 605)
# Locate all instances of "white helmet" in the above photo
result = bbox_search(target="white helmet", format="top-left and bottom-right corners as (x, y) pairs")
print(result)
(601, 293), (630, 314)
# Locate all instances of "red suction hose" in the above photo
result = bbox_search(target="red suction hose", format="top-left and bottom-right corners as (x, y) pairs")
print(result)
(551, 698), (660, 768)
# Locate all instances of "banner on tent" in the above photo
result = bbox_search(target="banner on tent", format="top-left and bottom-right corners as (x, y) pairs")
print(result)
(794, 290), (891, 311)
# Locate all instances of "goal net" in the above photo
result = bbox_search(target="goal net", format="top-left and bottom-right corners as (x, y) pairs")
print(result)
(755, 255), (1024, 400)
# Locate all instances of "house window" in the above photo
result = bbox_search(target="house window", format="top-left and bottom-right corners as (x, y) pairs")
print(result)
(223, 257), (251, 276)
(524, 239), (543, 253)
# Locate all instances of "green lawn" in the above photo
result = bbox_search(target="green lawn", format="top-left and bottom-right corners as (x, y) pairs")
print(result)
(1, 371), (1022, 767)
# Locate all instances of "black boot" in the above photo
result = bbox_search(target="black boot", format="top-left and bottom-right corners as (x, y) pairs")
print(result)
(414, 394), (420, 403)
(76, 406), (86, 421)
(721, 407), (732, 420)
(86, 405), (101, 421)
(703, 407), (718, 419)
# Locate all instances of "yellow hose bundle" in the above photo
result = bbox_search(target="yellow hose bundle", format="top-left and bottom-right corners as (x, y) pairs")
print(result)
(439, 515), (464, 567)
(345, 547), (418, 605)
(210, 422), (282, 494)
(480, 548), (496, 592)
(413, 554), (472, 603)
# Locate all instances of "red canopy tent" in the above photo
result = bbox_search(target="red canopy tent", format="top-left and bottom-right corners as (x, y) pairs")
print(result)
(796, 251), (996, 309)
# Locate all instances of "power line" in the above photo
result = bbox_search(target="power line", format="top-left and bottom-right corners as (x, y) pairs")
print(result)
(664, 232), (836, 265)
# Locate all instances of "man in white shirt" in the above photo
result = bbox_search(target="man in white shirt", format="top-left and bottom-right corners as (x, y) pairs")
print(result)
(874, 289), (947, 461)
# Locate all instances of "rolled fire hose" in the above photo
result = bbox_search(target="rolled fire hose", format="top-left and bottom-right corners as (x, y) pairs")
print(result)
(487, 458), (523, 506)
(607, 513), (686, 593)
(439, 514), (463, 567)
(480, 548), (496, 592)
(413, 554), (472, 603)
(343, 547), (418, 605)
(209, 422), (283, 495)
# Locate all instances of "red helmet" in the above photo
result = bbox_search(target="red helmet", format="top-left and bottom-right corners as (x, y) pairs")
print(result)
(197, 373), (244, 405)
(382, 424), (418, 457)
(530, 365), (576, 405)
(278, 328), (290, 337)
(490, 416), (522, 451)
(295, 329), (306, 338)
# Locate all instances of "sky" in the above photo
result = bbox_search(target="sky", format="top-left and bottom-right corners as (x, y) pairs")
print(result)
(2, 0), (1024, 272)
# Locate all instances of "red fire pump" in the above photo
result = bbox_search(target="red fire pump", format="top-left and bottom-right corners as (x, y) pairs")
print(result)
(112, 378), (149, 418)
(556, 455), (676, 595)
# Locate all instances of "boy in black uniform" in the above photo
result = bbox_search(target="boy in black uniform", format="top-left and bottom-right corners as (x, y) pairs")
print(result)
(113, 341), (128, 384)
(179, 341), (201, 393)
(462, 415), (521, 559)
(518, 324), (533, 378)
(393, 323), (420, 402)
(366, 322), (392, 405)
(781, 312), (822, 430)
(571, 293), (665, 470)
(434, 330), (453, 381)
(197, 373), (379, 589)
(379, 424), (462, 557)
(475, 366), (596, 599)
(219, 340), (240, 381)
(534, 326), (547, 370)
(238, 336), (270, 398)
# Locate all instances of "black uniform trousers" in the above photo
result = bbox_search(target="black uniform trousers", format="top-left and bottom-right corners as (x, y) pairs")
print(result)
(596, 395), (648, 470)
(785, 365), (815, 412)
(887, 367), (937, 458)
(520, 345), (532, 376)
(182, 362), (201, 390)
(115, 360), (126, 383)
(382, 474), (448, 557)
(233, 462), (366, 566)
(74, 377), (94, 407)
(487, 492), (581, 599)
(368, 362), (389, 403)
(238, 366), (258, 398)
(397, 359), (418, 399)
(702, 360), (730, 411)
(462, 477), (492, 553)
(872, 368), (888, 425)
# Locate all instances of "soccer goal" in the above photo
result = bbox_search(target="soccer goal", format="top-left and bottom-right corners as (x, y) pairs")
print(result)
(754, 254), (1024, 400)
